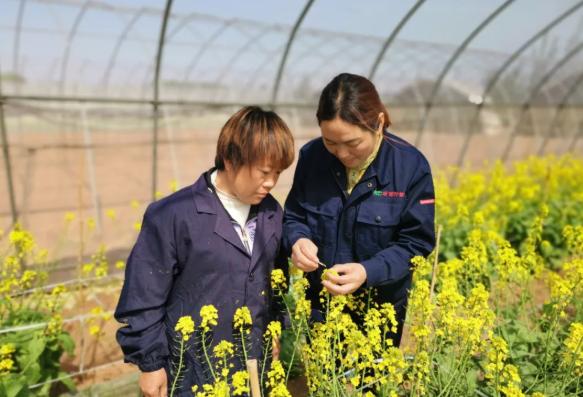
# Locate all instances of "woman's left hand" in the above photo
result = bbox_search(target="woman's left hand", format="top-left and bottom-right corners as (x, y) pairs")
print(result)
(321, 263), (367, 296)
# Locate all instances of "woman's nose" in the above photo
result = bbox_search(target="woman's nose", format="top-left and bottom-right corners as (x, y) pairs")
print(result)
(263, 176), (276, 188)
(335, 147), (349, 161)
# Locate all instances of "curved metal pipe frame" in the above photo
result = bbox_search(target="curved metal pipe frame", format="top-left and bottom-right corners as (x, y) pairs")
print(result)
(101, 7), (146, 92)
(213, 24), (279, 87)
(538, 70), (583, 155)
(368, 0), (426, 81)
(58, 0), (91, 96)
(151, 0), (173, 200)
(414, 0), (514, 147)
(456, 1), (583, 167)
(0, 64), (18, 224)
(270, 0), (315, 108)
(182, 19), (237, 84)
(501, 41), (583, 160)
(13, 0), (27, 77)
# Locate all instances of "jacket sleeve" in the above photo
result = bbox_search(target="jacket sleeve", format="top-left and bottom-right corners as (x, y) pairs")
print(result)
(282, 150), (312, 254)
(361, 157), (436, 287)
(114, 203), (177, 372)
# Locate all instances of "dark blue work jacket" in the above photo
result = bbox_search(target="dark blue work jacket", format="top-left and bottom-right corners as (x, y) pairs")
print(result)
(115, 171), (283, 394)
(283, 131), (435, 340)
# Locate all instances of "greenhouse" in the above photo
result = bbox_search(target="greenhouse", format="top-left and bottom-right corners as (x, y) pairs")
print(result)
(0, 1), (582, 396)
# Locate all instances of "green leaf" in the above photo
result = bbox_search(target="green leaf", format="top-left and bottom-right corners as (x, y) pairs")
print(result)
(1, 374), (28, 397)
(57, 333), (76, 355)
(58, 370), (77, 392)
(27, 336), (46, 362)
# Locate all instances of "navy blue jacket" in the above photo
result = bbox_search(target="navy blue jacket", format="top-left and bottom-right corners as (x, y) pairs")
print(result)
(115, 171), (283, 393)
(283, 131), (435, 332)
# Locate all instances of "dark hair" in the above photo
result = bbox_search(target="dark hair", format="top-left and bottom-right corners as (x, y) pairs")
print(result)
(316, 73), (391, 132)
(215, 106), (295, 171)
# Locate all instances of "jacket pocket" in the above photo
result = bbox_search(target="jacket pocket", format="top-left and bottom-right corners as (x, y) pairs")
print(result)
(355, 200), (404, 258)
(298, 202), (337, 247)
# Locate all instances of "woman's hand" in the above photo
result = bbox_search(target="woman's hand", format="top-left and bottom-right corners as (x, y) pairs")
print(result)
(291, 238), (319, 272)
(140, 368), (167, 397)
(272, 337), (281, 361)
(322, 263), (367, 295)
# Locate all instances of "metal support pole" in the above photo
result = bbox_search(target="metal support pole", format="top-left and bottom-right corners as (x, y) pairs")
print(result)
(538, 71), (583, 155)
(80, 105), (102, 232)
(456, 0), (583, 168)
(368, 0), (426, 81)
(13, 0), (27, 75)
(0, 66), (18, 224)
(152, 0), (174, 201)
(568, 121), (583, 153)
(414, 0), (514, 146)
(501, 41), (583, 160)
(59, 0), (91, 96)
(101, 7), (145, 92)
(162, 107), (181, 187)
(270, 0), (315, 108)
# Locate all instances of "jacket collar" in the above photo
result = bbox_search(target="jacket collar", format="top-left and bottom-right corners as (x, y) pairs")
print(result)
(191, 169), (277, 261)
(327, 130), (394, 190)
(191, 169), (218, 214)
(369, 131), (394, 187)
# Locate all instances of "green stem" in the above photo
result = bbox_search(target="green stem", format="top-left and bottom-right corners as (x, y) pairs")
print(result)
(201, 331), (216, 381)
(241, 326), (248, 364)
(436, 344), (470, 397)
(260, 339), (270, 396)
(493, 348), (499, 397)
(541, 312), (560, 392)
(558, 338), (582, 395)
(285, 319), (303, 384)
(280, 291), (297, 335)
(170, 338), (185, 397)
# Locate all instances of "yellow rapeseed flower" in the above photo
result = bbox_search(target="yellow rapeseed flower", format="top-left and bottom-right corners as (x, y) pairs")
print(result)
(89, 325), (101, 337)
(105, 209), (117, 221)
(169, 180), (178, 193)
(19, 270), (37, 289)
(271, 269), (287, 290)
(233, 306), (252, 331)
(561, 322), (583, 376)
(213, 340), (234, 359)
(0, 344), (15, 357)
(9, 225), (35, 254)
(232, 370), (249, 396)
(0, 358), (15, 373)
(266, 360), (286, 389)
(174, 316), (195, 341)
(265, 321), (282, 341)
(45, 314), (63, 336)
(200, 304), (219, 332)
(64, 212), (76, 223)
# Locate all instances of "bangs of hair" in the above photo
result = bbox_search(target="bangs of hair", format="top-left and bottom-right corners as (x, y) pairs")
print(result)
(215, 106), (294, 171)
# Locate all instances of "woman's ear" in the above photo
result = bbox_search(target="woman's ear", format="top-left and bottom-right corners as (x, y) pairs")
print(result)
(377, 112), (385, 132)
(223, 160), (233, 175)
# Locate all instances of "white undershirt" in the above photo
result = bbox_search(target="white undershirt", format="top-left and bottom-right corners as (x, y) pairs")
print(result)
(210, 170), (251, 229)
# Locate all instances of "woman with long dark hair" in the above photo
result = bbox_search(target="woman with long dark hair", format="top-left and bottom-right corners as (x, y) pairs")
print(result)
(283, 73), (435, 345)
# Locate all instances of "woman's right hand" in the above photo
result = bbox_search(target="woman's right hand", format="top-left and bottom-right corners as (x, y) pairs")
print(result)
(140, 368), (167, 397)
(291, 238), (319, 272)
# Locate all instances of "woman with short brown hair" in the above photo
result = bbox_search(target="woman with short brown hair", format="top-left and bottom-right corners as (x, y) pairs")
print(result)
(115, 106), (294, 396)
